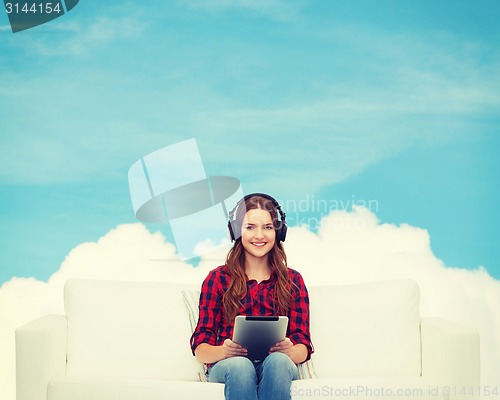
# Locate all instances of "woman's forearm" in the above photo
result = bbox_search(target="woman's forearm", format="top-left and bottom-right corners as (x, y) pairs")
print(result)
(194, 343), (225, 364)
(290, 343), (308, 364)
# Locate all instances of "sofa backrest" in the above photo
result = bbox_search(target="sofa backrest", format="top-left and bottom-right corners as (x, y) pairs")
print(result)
(308, 279), (421, 378)
(64, 278), (421, 381)
(64, 279), (201, 381)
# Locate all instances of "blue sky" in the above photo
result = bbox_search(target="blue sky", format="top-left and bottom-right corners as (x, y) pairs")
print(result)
(1, 0), (499, 283)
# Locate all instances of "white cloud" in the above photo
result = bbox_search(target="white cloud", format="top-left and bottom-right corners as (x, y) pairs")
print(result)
(1, 209), (499, 400)
(193, 237), (232, 257)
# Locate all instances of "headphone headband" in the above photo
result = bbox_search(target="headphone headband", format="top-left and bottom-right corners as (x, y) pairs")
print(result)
(227, 193), (287, 242)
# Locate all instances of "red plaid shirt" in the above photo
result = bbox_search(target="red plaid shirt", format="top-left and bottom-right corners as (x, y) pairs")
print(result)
(190, 265), (314, 363)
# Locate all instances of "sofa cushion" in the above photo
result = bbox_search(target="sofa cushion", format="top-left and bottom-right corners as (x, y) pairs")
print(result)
(64, 279), (201, 381)
(48, 377), (224, 400)
(308, 279), (421, 378)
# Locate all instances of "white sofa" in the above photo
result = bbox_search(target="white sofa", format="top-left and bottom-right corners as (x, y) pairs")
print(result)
(16, 278), (480, 400)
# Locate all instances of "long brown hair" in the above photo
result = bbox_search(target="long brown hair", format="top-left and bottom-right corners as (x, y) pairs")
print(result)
(222, 195), (294, 323)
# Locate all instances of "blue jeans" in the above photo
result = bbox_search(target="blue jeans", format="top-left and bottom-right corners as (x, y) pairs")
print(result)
(208, 352), (298, 400)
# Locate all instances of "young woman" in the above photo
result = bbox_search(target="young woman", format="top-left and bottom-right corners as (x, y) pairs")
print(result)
(190, 193), (313, 400)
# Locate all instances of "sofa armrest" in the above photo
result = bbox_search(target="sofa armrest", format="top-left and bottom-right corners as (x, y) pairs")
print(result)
(420, 317), (480, 400)
(16, 315), (67, 400)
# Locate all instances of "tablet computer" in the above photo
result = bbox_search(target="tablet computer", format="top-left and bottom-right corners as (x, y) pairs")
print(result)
(232, 315), (288, 362)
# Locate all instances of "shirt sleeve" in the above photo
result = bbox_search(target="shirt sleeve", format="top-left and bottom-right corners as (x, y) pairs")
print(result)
(190, 270), (223, 355)
(287, 270), (314, 362)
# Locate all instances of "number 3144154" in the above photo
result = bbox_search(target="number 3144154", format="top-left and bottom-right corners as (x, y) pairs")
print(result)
(5, 2), (62, 14)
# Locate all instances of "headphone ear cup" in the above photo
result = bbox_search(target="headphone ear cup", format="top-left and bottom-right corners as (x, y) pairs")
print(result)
(274, 221), (287, 242)
(228, 220), (241, 242)
(227, 221), (235, 242)
(279, 222), (287, 242)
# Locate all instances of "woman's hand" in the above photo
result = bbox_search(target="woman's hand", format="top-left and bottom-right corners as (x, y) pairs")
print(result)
(269, 337), (294, 357)
(221, 339), (248, 359)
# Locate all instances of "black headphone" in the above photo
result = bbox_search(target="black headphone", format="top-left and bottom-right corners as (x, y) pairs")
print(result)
(227, 193), (287, 242)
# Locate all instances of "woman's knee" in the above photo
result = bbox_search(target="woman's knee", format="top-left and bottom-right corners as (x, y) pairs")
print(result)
(264, 352), (293, 367)
(225, 356), (255, 374)
(209, 356), (257, 383)
(262, 352), (298, 379)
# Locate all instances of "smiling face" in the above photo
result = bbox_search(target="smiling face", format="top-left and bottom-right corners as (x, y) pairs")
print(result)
(240, 208), (276, 262)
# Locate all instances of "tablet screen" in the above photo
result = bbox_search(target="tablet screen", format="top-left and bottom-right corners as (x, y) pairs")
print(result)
(232, 315), (288, 362)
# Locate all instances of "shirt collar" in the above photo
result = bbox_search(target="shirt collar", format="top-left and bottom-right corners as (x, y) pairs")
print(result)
(245, 269), (277, 284)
